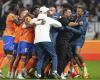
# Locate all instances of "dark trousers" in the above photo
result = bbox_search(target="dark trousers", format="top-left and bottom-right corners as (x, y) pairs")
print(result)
(56, 37), (73, 75)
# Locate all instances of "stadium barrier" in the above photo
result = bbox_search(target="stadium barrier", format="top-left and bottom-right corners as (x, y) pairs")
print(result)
(0, 40), (100, 60)
(80, 40), (100, 60)
(85, 22), (100, 39)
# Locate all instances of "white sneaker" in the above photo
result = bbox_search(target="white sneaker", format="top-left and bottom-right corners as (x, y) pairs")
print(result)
(61, 73), (67, 79)
(37, 74), (42, 78)
(10, 72), (14, 78)
(17, 74), (25, 79)
(7, 72), (11, 78)
(83, 67), (89, 79)
(74, 74), (81, 78)
(0, 72), (5, 78)
(14, 71), (18, 78)
(22, 68), (27, 77)
(52, 71), (61, 79)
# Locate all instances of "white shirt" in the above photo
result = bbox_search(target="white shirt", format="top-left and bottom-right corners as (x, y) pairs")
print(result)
(30, 15), (62, 44)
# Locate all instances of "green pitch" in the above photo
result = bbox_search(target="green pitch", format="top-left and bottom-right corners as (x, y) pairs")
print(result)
(74, 61), (100, 80)
(1, 61), (100, 80)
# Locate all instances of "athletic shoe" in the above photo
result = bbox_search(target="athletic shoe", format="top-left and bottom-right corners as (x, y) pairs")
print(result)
(17, 74), (25, 79)
(7, 72), (11, 78)
(10, 72), (14, 78)
(37, 74), (42, 79)
(74, 74), (81, 78)
(83, 66), (89, 79)
(52, 72), (61, 79)
(22, 68), (27, 78)
(61, 73), (67, 79)
(0, 72), (5, 78)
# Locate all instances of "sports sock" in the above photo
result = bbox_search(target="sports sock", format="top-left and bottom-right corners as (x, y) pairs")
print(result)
(26, 56), (37, 70)
(17, 56), (26, 74)
(0, 55), (12, 70)
(64, 62), (71, 74)
(73, 64), (80, 74)
(0, 56), (4, 65)
(44, 63), (51, 74)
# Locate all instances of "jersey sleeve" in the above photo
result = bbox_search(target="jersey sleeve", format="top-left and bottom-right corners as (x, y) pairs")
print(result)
(6, 14), (16, 29)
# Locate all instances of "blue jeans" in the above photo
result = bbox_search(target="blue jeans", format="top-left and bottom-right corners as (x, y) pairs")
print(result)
(35, 42), (58, 75)
(50, 29), (58, 46)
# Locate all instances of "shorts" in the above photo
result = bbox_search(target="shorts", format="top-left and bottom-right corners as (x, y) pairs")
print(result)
(71, 36), (85, 48)
(18, 41), (35, 55)
(13, 42), (18, 56)
(2, 36), (14, 51)
(73, 42), (83, 48)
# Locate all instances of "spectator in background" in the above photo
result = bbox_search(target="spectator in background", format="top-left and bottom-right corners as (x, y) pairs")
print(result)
(55, 0), (68, 13)
(0, 1), (7, 33)
(89, 13), (98, 22)
(0, 0), (8, 3)
(96, 0), (100, 4)
(0, 1), (3, 38)
(0, 1), (2, 18)
(83, 0), (92, 10)
(96, 4), (100, 21)
(67, 0), (80, 6)
(55, 0), (68, 6)
(67, 0), (74, 6)
(0, 0), (20, 32)
(42, 0), (56, 7)
(88, 0), (97, 22)
(21, 0), (33, 9)
(33, 0), (42, 6)
(93, 32), (100, 40)
(1, 0), (11, 17)
(74, 0), (87, 9)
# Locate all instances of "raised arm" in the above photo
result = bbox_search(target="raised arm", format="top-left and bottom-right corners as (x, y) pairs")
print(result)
(13, 13), (29, 26)
(22, 18), (42, 28)
(48, 17), (62, 28)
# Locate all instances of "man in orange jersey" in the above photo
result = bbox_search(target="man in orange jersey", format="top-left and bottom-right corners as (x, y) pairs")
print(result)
(0, 6), (18, 78)
(15, 10), (35, 79)
(8, 24), (23, 78)
(7, 8), (30, 79)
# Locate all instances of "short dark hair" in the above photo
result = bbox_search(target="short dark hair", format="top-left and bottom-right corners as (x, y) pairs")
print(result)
(77, 6), (85, 12)
(62, 8), (71, 15)
(32, 5), (40, 11)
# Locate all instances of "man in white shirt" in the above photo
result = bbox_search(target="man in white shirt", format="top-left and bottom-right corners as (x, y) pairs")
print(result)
(27, 6), (62, 78)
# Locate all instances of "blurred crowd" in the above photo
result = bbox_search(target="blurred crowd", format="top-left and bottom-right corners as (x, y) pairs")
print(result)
(0, 0), (100, 38)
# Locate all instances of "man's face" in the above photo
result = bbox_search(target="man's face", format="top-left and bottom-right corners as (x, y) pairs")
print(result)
(64, 9), (72, 17)
(20, 10), (28, 18)
(77, 8), (84, 16)
(49, 7), (56, 15)
(34, 8), (40, 14)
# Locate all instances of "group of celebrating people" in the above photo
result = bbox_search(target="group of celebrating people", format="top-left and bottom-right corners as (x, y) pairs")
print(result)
(0, 4), (89, 79)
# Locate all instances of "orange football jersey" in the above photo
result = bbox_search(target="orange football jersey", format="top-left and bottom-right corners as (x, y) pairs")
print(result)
(3, 13), (17, 37)
(19, 16), (35, 43)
